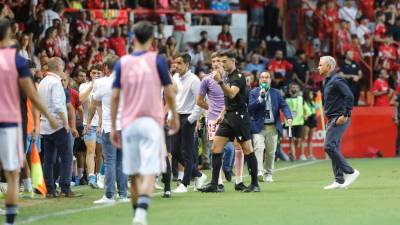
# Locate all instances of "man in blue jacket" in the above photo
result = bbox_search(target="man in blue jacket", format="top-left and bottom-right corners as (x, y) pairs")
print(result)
(248, 71), (292, 183)
(319, 56), (360, 190)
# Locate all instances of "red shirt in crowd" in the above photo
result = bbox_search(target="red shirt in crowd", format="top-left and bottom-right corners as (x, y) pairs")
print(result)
(268, 59), (293, 80)
(379, 44), (397, 70)
(68, 87), (80, 110)
(109, 36), (126, 57)
(250, 0), (267, 8)
(87, 0), (103, 9)
(374, 23), (387, 40)
(76, 20), (90, 34)
(325, 8), (339, 33)
(190, 0), (205, 10)
(337, 28), (351, 54)
(343, 46), (361, 63)
(359, 0), (374, 20)
(372, 78), (390, 107)
(217, 33), (233, 50)
(75, 44), (88, 59)
(172, 13), (186, 32)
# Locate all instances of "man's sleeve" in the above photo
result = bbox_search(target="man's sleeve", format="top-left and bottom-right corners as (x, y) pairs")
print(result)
(230, 73), (245, 91)
(156, 55), (172, 86)
(112, 60), (122, 89)
(335, 77), (354, 117)
(16, 54), (32, 78)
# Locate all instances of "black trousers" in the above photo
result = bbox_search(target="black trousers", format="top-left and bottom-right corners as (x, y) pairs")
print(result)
(171, 114), (201, 186)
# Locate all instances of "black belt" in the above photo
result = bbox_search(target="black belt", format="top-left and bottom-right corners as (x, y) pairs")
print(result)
(264, 122), (275, 125)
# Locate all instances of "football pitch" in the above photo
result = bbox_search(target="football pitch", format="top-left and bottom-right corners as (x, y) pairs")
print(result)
(5, 158), (400, 225)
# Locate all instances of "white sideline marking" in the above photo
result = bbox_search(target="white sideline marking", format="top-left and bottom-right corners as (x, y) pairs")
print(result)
(17, 160), (320, 224)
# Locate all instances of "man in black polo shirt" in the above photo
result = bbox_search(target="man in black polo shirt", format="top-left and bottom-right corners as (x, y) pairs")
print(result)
(339, 51), (362, 106)
(319, 56), (360, 190)
(292, 49), (311, 88)
(200, 51), (260, 193)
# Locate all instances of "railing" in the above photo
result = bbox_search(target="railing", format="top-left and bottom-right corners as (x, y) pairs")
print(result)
(287, 1), (374, 92)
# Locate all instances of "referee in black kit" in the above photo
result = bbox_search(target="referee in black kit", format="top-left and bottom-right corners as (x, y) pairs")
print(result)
(200, 51), (260, 193)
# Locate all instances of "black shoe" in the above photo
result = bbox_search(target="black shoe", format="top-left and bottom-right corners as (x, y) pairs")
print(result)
(223, 170), (232, 182)
(60, 190), (83, 198)
(234, 182), (247, 191)
(80, 176), (88, 185)
(243, 184), (260, 193)
(46, 192), (59, 198)
(217, 184), (225, 192)
(199, 183), (219, 193)
(162, 191), (171, 198)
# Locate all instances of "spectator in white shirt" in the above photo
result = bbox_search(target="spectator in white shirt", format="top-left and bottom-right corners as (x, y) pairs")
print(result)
(339, 0), (359, 34)
(38, 57), (78, 198)
(88, 55), (129, 204)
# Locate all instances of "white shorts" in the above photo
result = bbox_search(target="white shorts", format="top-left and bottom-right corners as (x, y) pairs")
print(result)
(0, 126), (24, 171)
(122, 117), (166, 176)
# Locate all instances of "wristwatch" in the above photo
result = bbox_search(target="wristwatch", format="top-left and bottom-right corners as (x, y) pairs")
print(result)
(218, 80), (224, 86)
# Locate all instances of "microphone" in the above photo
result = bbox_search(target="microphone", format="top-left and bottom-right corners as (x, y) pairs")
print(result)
(260, 83), (269, 98)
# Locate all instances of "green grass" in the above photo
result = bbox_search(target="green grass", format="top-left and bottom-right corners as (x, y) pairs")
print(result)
(4, 158), (400, 225)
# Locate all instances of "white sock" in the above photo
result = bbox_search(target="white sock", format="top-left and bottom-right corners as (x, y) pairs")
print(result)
(23, 178), (33, 192)
(134, 208), (147, 223)
(235, 176), (243, 184)
(78, 168), (84, 178)
(218, 169), (224, 185)
(178, 171), (184, 180)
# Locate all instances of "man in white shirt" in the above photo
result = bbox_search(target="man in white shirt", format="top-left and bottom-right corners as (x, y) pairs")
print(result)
(88, 55), (129, 204)
(38, 57), (79, 198)
(338, 0), (359, 34)
(171, 53), (207, 193)
(356, 16), (371, 45)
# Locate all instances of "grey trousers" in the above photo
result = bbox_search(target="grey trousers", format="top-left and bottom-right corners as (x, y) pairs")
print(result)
(324, 118), (354, 183)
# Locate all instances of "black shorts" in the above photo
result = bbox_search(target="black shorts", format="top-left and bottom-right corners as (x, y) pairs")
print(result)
(215, 111), (251, 142)
(305, 115), (317, 128)
(287, 125), (303, 138)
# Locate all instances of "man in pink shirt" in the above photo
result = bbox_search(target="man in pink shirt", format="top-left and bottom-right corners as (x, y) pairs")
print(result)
(110, 21), (179, 225)
(0, 18), (57, 225)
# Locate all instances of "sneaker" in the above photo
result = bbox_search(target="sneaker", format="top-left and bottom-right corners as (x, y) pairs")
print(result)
(223, 170), (232, 182)
(234, 182), (247, 191)
(132, 217), (147, 225)
(89, 175), (99, 189)
(299, 154), (307, 161)
(176, 179), (182, 187)
(308, 155), (317, 161)
(162, 191), (171, 198)
(198, 183), (219, 193)
(118, 196), (131, 203)
(195, 173), (207, 190)
(323, 182), (344, 190)
(217, 184), (225, 192)
(342, 169), (360, 188)
(97, 175), (105, 189)
(46, 192), (59, 198)
(243, 184), (261, 193)
(173, 183), (188, 193)
(94, 196), (116, 204)
(263, 174), (274, 183)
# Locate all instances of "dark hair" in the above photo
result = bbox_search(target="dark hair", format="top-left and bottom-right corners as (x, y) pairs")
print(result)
(71, 67), (87, 78)
(303, 88), (314, 104)
(133, 21), (154, 44)
(87, 64), (103, 80)
(200, 31), (207, 36)
(0, 18), (10, 41)
(220, 50), (237, 59)
(235, 38), (243, 49)
(175, 53), (191, 65)
(26, 60), (36, 69)
(296, 49), (305, 56)
(211, 51), (220, 59)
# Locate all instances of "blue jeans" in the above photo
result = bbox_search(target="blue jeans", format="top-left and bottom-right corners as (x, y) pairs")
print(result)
(208, 141), (234, 172)
(42, 128), (72, 194)
(102, 132), (128, 198)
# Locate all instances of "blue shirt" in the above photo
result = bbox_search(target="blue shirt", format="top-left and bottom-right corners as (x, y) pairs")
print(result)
(323, 73), (354, 119)
(113, 51), (171, 89)
(0, 53), (32, 128)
